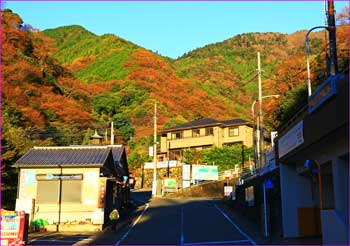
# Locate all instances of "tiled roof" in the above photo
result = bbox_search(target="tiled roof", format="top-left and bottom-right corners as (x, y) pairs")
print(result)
(221, 119), (248, 125)
(14, 146), (112, 167)
(111, 146), (124, 162)
(110, 145), (129, 176)
(164, 118), (249, 132)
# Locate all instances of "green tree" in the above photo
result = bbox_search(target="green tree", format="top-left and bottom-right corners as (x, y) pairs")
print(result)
(127, 136), (152, 170)
(1, 106), (54, 209)
(201, 145), (253, 172)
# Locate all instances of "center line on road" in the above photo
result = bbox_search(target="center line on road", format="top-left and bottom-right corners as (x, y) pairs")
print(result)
(180, 207), (185, 246)
(214, 204), (256, 245)
(115, 203), (149, 246)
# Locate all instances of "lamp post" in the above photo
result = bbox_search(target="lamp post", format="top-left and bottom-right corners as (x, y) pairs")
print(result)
(152, 103), (158, 196)
(251, 94), (280, 170)
(305, 26), (329, 96)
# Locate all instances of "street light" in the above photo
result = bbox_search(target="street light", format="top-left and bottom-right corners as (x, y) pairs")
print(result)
(251, 94), (280, 170)
(305, 26), (329, 96)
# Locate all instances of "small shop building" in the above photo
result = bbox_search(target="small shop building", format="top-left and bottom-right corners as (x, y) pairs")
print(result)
(277, 75), (349, 244)
(13, 145), (129, 231)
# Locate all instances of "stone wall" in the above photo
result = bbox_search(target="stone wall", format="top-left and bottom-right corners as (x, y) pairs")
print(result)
(165, 178), (238, 198)
(133, 166), (183, 189)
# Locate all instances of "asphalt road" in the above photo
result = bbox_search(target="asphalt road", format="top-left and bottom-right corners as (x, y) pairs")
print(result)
(28, 190), (256, 245)
(114, 197), (255, 245)
(27, 232), (94, 245)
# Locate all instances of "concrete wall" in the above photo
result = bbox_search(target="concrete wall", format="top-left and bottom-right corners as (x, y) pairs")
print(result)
(320, 156), (350, 245)
(321, 210), (349, 245)
(165, 179), (230, 198)
(332, 157), (349, 226)
(280, 164), (315, 238)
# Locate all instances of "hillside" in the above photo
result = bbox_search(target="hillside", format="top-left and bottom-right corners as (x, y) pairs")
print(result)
(2, 8), (349, 209)
(42, 25), (241, 137)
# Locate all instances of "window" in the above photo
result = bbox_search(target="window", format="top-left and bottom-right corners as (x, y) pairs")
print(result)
(36, 179), (82, 204)
(172, 132), (183, 139)
(37, 180), (59, 203)
(62, 180), (82, 203)
(205, 127), (214, 136)
(229, 127), (239, 137)
(192, 129), (200, 137)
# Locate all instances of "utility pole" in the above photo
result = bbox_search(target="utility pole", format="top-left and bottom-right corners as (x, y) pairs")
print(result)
(327, 0), (338, 75)
(111, 122), (114, 145)
(152, 103), (158, 196)
(257, 52), (264, 169)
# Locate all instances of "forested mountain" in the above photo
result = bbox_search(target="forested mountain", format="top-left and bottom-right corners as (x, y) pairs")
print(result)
(1, 8), (349, 208)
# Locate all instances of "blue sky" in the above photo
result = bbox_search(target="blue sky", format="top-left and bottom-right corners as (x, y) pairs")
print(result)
(4, 1), (349, 58)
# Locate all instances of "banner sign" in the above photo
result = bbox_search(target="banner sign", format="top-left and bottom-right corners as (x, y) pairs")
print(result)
(278, 120), (304, 158)
(308, 75), (340, 114)
(1, 210), (26, 246)
(192, 165), (218, 181)
(36, 174), (83, 181)
(182, 164), (191, 180)
(144, 161), (177, 169)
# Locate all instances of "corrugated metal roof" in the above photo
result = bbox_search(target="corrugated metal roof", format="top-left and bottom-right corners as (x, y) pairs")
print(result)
(14, 147), (111, 167)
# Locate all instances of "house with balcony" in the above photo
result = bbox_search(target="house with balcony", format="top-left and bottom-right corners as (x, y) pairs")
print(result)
(159, 118), (253, 161)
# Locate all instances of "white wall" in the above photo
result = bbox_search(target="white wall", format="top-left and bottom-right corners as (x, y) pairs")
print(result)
(280, 163), (314, 238)
(321, 156), (350, 245)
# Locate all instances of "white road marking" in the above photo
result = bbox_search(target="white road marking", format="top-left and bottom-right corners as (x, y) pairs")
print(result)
(114, 203), (149, 245)
(184, 239), (251, 245)
(214, 204), (256, 245)
(181, 207), (185, 246)
(28, 239), (80, 243)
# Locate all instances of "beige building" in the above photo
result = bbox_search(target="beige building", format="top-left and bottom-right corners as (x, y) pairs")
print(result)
(160, 118), (253, 160)
(13, 145), (129, 231)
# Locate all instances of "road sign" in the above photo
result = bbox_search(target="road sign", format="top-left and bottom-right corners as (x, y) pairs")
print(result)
(264, 178), (274, 189)
(1, 210), (27, 246)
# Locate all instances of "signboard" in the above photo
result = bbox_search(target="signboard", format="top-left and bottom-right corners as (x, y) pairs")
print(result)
(264, 178), (274, 189)
(224, 186), (233, 196)
(163, 178), (177, 188)
(15, 199), (35, 223)
(278, 120), (304, 158)
(1, 210), (26, 246)
(148, 146), (154, 157)
(98, 178), (106, 208)
(144, 161), (177, 169)
(308, 75), (340, 114)
(192, 165), (218, 181)
(36, 174), (83, 181)
(19, 170), (36, 199)
(182, 180), (191, 189)
(182, 164), (191, 180)
(271, 131), (278, 147)
(83, 172), (99, 205)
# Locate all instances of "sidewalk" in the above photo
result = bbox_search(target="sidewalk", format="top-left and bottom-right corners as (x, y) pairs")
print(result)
(218, 200), (322, 245)
(80, 189), (152, 245)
